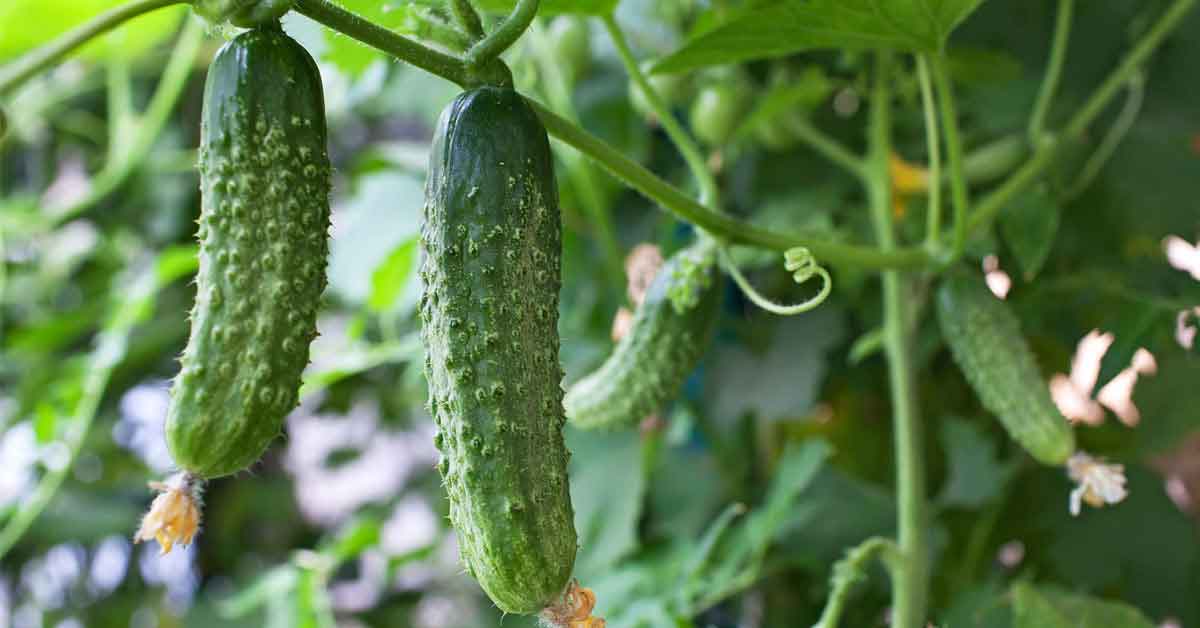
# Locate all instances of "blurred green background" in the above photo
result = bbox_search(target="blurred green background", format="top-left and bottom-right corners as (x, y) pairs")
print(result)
(1, 1), (1199, 626)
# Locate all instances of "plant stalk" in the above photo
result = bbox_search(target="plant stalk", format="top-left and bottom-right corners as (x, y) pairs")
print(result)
(1028, 0), (1075, 144)
(867, 51), (927, 628)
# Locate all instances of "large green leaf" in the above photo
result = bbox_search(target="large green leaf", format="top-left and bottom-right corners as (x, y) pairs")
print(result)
(1012, 582), (1156, 628)
(654, 0), (987, 74)
(1000, 184), (1060, 282)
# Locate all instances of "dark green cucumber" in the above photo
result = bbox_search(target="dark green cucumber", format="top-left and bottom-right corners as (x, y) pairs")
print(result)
(166, 23), (330, 479)
(936, 275), (1075, 465)
(419, 86), (576, 615)
(566, 241), (720, 430)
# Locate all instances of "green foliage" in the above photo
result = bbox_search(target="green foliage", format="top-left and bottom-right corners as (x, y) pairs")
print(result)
(654, 0), (987, 73)
(2, 1), (1200, 627)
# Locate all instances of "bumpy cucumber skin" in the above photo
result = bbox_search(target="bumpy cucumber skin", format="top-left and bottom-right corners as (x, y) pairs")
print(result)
(565, 243), (720, 430)
(420, 86), (576, 615)
(167, 24), (330, 479)
(936, 275), (1075, 465)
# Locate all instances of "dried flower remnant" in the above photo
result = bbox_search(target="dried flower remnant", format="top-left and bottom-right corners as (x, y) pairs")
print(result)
(1049, 330), (1113, 425)
(1067, 452), (1128, 516)
(982, 255), (1011, 300)
(625, 243), (664, 306)
(541, 579), (605, 628)
(1095, 348), (1157, 426)
(1163, 235), (1200, 281)
(135, 472), (201, 554)
(1176, 307), (1199, 350)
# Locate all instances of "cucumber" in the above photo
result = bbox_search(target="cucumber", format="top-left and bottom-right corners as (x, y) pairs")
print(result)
(566, 241), (720, 430)
(936, 275), (1075, 465)
(419, 86), (576, 615)
(166, 23), (330, 479)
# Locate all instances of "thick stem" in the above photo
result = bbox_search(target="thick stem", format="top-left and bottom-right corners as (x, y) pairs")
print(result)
(1028, 0), (1074, 143)
(916, 56), (942, 251)
(967, 0), (1195, 236)
(0, 0), (182, 96)
(867, 51), (927, 628)
(531, 99), (930, 269)
(931, 56), (968, 262)
(293, 0), (472, 87)
(465, 0), (539, 68)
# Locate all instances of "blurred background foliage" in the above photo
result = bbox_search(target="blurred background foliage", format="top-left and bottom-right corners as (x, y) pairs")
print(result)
(1, 0), (1199, 626)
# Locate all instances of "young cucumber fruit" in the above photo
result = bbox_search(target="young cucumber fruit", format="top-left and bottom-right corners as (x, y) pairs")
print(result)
(936, 275), (1075, 465)
(166, 23), (330, 479)
(566, 241), (720, 430)
(419, 86), (577, 615)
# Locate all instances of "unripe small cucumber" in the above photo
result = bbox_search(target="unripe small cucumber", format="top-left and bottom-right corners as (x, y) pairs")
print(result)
(936, 275), (1075, 465)
(420, 86), (576, 615)
(166, 23), (330, 479)
(566, 241), (721, 430)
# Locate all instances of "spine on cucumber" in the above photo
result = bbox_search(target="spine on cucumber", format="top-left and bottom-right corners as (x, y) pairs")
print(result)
(419, 86), (576, 615)
(936, 274), (1075, 465)
(566, 241), (720, 430)
(166, 23), (330, 479)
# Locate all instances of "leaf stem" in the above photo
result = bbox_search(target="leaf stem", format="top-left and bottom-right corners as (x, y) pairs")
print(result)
(603, 13), (717, 207)
(292, 0), (472, 87)
(0, 0), (183, 96)
(813, 537), (900, 628)
(785, 117), (867, 180)
(465, 0), (539, 69)
(449, 0), (486, 42)
(1062, 71), (1144, 202)
(916, 55), (942, 251)
(1028, 0), (1074, 144)
(930, 55), (968, 262)
(967, 0), (1196, 236)
(867, 51), (927, 628)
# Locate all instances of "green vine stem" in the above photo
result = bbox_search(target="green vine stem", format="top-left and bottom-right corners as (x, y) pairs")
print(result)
(930, 55), (968, 263)
(45, 16), (205, 228)
(1028, 0), (1074, 144)
(603, 13), (717, 207)
(915, 56), (942, 252)
(867, 51), (927, 628)
(967, 0), (1195, 237)
(449, 0), (486, 42)
(1061, 70), (1144, 201)
(531, 100), (929, 268)
(813, 537), (900, 628)
(292, 0), (472, 86)
(783, 116), (867, 179)
(464, 0), (539, 69)
(0, 0), (183, 96)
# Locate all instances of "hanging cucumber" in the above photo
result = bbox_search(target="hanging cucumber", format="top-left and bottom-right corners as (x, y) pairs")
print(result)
(419, 85), (577, 616)
(165, 22), (329, 479)
(936, 274), (1075, 465)
(566, 241), (720, 430)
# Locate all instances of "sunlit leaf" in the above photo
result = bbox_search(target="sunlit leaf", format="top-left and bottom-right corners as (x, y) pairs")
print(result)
(654, 0), (988, 73)
(368, 237), (418, 313)
(0, 1), (187, 62)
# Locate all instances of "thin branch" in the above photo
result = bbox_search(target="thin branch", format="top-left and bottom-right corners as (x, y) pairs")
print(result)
(916, 56), (942, 251)
(1028, 0), (1075, 143)
(930, 56), (968, 262)
(465, 0), (539, 68)
(0, 0), (182, 96)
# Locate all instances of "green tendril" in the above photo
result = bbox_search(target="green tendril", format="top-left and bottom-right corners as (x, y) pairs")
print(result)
(719, 246), (832, 316)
